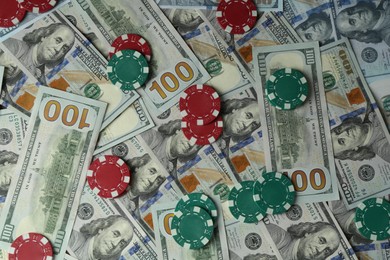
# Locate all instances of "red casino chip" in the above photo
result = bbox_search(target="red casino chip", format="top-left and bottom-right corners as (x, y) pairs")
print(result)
(216, 0), (257, 34)
(19, 0), (57, 13)
(87, 155), (131, 198)
(9, 233), (53, 260)
(179, 84), (221, 126)
(0, 0), (26, 28)
(109, 34), (152, 61)
(181, 115), (223, 146)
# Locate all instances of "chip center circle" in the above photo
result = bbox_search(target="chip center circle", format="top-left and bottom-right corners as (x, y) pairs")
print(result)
(188, 92), (213, 116)
(225, 2), (250, 25)
(17, 240), (45, 259)
(274, 75), (301, 101)
(236, 188), (257, 214)
(262, 181), (287, 206)
(364, 206), (390, 232)
(179, 214), (206, 240)
(95, 163), (122, 189)
(115, 57), (142, 83)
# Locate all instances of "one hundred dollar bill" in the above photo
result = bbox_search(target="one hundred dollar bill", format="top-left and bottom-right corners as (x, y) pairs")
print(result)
(332, 0), (390, 78)
(282, 0), (337, 45)
(0, 0), (70, 41)
(321, 39), (390, 209)
(138, 99), (237, 220)
(0, 11), (138, 128)
(211, 86), (265, 182)
(163, 8), (252, 96)
(155, 0), (283, 12)
(252, 42), (339, 203)
(94, 99), (155, 155)
(0, 49), (42, 119)
(95, 137), (182, 239)
(71, 0), (210, 115)
(329, 198), (390, 260)
(68, 184), (157, 260)
(233, 12), (302, 73)
(225, 219), (282, 259)
(60, 1), (111, 57)
(261, 202), (357, 260)
(0, 87), (106, 259)
(367, 75), (390, 129)
(152, 201), (230, 260)
(0, 109), (27, 214)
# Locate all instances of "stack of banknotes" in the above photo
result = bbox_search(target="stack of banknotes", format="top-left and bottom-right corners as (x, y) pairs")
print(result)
(0, 0), (390, 259)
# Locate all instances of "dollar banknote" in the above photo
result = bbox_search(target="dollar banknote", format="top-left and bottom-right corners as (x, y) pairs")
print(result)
(321, 39), (390, 209)
(252, 42), (339, 203)
(332, 0), (390, 78)
(329, 198), (390, 260)
(162, 8), (252, 97)
(211, 85), (265, 183)
(367, 75), (390, 129)
(233, 12), (302, 73)
(152, 201), (230, 260)
(94, 99), (155, 155)
(224, 219), (282, 259)
(138, 99), (238, 219)
(0, 109), (27, 214)
(71, 0), (210, 115)
(94, 137), (182, 239)
(0, 86), (106, 259)
(0, 11), (139, 129)
(0, 0), (70, 41)
(0, 47), (42, 119)
(68, 184), (157, 260)
(261, 202), (357, 260)
(156, 0), (283, 11)
(282, 0), (337, 45)
(60, 1), (110, 57)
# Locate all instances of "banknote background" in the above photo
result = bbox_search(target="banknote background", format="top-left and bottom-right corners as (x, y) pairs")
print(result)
(0, 0), (390, 259)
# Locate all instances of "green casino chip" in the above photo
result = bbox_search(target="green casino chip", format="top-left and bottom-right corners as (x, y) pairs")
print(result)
(253, 172), (295, 215)
(171, 206), (214, 249)
(355, 198), (390, 240)
(228, 181), (265, 223)
(266, 68), (309, 110)
(175, 193), (218, 226)
(107, 49), (149, 91)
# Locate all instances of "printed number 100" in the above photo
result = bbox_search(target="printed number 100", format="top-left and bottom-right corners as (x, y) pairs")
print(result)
(149, 62), (194, 99)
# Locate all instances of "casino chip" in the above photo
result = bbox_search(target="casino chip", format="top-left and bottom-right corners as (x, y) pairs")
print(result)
(228, 181), (265, 223)
(216, 0), (257, 34)
(9, 233), (53, 260)
(253, 172), (295, 215)
(179, 84), (221, 125)
(87, 155), (131, 198)
(107, 50), (149, 91)
(0, 0), (26, 28)
(175, 193), (218, 226)
(18, 0), (57, 13)
(266, 68), (309, 110)
(109, 34), (152, 61)
(171, 206), (214, 249)
(181, 115), (223, 145)
(355, 198), (390, 240)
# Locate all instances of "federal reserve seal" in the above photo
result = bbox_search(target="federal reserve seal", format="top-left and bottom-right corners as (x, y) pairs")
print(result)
(111, 142), (129, 158)
(358, 165), (375, 182)
(77, 203), (94, 220)
(361, 47), (378, 63)
(286, 204), (302, 221)
(245, 233), (262, 250)
(0, 128), (12, 145)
